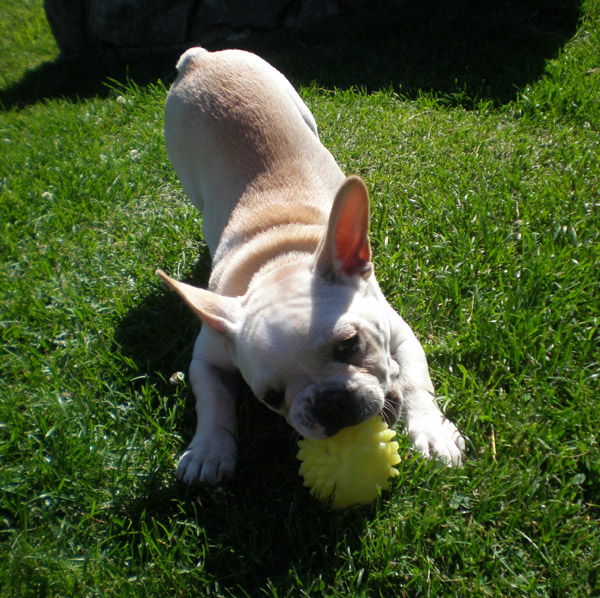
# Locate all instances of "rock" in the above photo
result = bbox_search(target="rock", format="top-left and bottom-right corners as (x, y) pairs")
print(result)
(294, 0), (340, 28)
(188, 0), (292, 46)
(88, 0), (190, 48)
(43, 0), (392, 56)
(44, 0), (88, 55)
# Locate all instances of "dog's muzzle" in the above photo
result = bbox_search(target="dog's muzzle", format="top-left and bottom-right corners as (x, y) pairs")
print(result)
(312, 386), (381, 437)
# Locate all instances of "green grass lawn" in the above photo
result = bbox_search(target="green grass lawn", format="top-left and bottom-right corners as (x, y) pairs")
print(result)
(1, 0), (599, 596)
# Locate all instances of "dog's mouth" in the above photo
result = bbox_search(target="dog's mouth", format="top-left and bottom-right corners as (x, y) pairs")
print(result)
(316, 392), (381, 438)
(289, 381), (400, 439)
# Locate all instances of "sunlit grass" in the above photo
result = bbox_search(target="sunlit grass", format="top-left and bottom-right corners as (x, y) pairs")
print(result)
(1, 0), (599, 596)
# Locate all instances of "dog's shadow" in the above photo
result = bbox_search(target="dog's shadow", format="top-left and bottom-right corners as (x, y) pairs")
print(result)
(112, 471), (378, 595)
(113, 248), (376, 593)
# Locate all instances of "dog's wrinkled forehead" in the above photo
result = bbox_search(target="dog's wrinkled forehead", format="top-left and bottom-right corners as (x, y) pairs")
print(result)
(238, 265), (389, 365)
(240, 271), (327, 351)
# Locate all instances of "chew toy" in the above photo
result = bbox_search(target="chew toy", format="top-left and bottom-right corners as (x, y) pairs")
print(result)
(297, 417), (400, 509)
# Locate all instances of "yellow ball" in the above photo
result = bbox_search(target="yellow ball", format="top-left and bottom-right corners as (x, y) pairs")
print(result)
(297, 417), (401, 509)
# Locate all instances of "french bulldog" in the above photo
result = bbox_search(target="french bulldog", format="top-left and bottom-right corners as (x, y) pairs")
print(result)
(158, 47), (465, 486)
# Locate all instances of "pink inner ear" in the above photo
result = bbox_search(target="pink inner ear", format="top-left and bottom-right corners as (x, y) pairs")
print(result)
(334, 197), (371, 276)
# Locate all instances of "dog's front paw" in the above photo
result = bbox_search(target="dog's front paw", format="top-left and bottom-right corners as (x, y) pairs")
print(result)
(408, 414), (465, 467)
(177, 429), (238, 486)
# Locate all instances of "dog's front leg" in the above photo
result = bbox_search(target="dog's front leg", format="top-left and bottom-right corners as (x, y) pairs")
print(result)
(177, 331), (239, 486)
(388, 308), (465, 466)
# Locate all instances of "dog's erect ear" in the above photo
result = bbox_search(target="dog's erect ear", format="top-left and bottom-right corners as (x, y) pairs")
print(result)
(156, 269), (240, 337)
(315, 176), (373, 281)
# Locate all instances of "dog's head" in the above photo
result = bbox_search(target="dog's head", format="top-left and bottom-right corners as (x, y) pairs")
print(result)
(158, 177), (402, 438)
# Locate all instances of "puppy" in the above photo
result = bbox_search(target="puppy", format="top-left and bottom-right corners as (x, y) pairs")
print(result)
(158, 47), (464, 485)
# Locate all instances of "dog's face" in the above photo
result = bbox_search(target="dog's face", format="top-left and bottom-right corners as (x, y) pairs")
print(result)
(235, 261), (402, 437)
(158, 177), (401, 438)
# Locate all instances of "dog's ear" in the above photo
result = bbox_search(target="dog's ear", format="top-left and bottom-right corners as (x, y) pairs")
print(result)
(156, 270), (240, 337)
(315, 176), (373, 280)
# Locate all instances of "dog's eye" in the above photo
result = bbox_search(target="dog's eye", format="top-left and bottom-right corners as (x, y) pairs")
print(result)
(263, 388), (285, 410)
(333, 333), (360, 362)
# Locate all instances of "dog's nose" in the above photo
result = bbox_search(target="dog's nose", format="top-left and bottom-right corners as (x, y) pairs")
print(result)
(313, 388), (364, 437)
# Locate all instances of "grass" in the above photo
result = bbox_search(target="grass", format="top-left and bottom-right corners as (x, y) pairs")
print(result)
(1, 0), (599, 596)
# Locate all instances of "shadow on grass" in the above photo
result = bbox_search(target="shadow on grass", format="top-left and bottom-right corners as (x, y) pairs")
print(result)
(0, 50), (180, 110)
(109, 467), (373, 595)
(114, 253), (211, 391)
(114, 253), (373, 594)
(1, 0), (580, 111)
(250, 0), (581, 107)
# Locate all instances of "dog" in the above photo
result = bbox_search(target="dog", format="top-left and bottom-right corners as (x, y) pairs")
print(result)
(158, 47), (465, 486)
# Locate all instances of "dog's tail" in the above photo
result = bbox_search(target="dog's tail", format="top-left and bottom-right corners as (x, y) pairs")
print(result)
(175, 47), (209, 75)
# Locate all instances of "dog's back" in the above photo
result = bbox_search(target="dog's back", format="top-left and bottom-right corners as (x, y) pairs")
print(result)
(164, 48), (343, 254)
